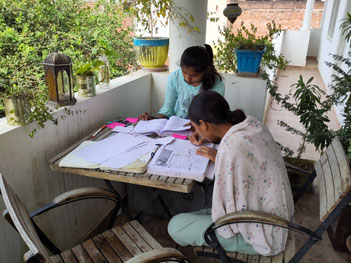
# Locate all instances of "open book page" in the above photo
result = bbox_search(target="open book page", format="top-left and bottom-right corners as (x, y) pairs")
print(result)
(147, 139), (212, 182)
(160, 116), (191, 134)
(131, 119), (168, 135)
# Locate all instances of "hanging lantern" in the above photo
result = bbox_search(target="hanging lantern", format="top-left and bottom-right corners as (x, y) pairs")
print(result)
(223, 1), (242, 24)
(43, 52), (76, 106)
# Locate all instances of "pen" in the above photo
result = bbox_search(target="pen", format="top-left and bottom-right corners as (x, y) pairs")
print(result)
(92, 125), (106, 138)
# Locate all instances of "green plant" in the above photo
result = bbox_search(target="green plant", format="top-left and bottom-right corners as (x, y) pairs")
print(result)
(267, 13), (351, 159)
(122, 0), (199, 37)
(269, 75), (334, 159)
(0, 0), (137, 136)
(75, 60), (104, 76)
(214, 21), (288, 73)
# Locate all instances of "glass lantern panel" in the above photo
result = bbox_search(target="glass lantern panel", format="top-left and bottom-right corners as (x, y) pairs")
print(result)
(57, 70), (71, 102)
(46, 70), (57, 101)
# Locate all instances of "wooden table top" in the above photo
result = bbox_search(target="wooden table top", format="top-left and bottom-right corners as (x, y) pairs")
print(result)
(49, 123), (195, 193)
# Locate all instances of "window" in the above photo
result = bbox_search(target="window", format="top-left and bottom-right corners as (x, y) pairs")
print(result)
(328, 0), (340, 38)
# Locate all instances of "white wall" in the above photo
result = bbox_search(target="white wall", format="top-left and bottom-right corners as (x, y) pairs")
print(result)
(150, 72), (267, 122)
(307, 28), (322, 56)
(206, 0), (227, 46)
(169, 0), (208, 72)
(281, 30), (311, 66)
(0, 71), (152, 263)
(317, 0), (351, 123)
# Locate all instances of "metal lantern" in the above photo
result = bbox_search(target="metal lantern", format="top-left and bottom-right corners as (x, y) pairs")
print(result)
(223, 1), (242, 24)
(43, 52), (76, 106)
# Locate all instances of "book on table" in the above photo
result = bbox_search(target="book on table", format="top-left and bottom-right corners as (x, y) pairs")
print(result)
(132, 116), (191, 136)
(147, 138), (213, 182)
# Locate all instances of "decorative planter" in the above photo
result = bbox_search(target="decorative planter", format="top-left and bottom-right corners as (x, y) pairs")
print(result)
(77, 74), (96, 97)
(3, 97), (31, 126)
(235, 45), (266, 74)
(133, 37), (169, 69)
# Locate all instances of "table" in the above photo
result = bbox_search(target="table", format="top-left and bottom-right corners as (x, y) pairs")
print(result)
(49, 126), (195, 194)
(49, 121), (197, 222)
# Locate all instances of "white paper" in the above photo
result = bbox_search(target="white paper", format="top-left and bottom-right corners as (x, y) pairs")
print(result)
(147, 139), (212, 182)
(161, 116), (191, 134)
(59, 141), (100, 168)
(132, 119), (168, 135)
(132, 116), (190, 136)
(112, 125), (134, 134)
(74, 133), (147, 163)
(101, 142), (158, 169)
(204, 144), (219, 180)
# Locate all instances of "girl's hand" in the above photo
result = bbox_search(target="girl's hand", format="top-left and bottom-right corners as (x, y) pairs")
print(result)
(138, 112), (153, 121)
(196, 146), (217, 162)
(188, 131), (208, 145)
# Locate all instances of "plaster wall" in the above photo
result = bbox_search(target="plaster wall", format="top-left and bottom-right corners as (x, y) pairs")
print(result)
(0, 71), (152, 263)
(281, 29), (311, 66)
(151, 72), (267, 122)
(169, 0), (208, 72)
(308, 28), (322, 56)
(317, 0), (351, 123)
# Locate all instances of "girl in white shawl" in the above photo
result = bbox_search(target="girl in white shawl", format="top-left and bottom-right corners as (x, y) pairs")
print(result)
(168, 91), (294, 256)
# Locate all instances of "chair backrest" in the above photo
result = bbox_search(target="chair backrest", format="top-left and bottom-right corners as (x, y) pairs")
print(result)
(0, 173), (51, 262)
(315, 137), (351, 221)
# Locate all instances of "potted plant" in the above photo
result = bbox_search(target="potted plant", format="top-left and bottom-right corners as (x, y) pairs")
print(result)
(75, 59), (104, 97)
(215, 21), (287, 74)
(125, 0), (197, 69)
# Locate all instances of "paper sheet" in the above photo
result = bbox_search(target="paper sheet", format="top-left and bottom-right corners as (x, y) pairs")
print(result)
(112, 125), (134, 133)
(147, 139), (212, 182)
(74, 133), (147, 163)
(131, 118), (168, 135)
(101, 143), (158, 169)
(161, 116), (190, 133)
(59, 141), (100, 168)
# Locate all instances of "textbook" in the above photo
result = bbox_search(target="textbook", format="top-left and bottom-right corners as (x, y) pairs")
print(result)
(132, 116), (191, 136)
(147, 139), (213, 182)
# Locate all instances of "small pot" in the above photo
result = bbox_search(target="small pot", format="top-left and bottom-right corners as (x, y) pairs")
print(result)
(3, 96), (31, 126)
(77, 74), (96, 97)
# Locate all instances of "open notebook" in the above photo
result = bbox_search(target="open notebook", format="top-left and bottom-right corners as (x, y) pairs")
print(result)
(132, 116), (191, 136)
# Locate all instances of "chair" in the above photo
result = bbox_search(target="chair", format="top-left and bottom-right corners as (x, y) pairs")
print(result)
(194, 137), (351, 263)
(0, 174), (187, 263)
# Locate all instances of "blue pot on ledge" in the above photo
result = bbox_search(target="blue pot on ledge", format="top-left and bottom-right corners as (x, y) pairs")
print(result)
(235, 45), (267, 74)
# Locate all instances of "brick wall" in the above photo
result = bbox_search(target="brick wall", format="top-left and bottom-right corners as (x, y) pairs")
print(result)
(230, 1), (324, 37)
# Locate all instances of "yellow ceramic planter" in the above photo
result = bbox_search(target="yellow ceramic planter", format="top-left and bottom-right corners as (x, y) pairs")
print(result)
(134, 37), (169, 68)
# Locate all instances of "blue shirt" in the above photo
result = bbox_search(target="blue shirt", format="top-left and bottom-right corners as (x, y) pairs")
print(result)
(158, 68), (225, 118)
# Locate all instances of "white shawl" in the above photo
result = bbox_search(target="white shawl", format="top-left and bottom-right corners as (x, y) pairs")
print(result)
(212, 116), (294, 256)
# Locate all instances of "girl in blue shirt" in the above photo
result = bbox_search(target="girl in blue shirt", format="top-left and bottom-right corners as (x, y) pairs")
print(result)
(139, 44), (225, 120)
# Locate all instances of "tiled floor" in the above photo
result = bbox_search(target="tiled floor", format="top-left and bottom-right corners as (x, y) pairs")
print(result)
(139, 59), (351, 262)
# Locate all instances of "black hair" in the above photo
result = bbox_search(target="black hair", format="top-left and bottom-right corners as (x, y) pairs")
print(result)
(188, 90), (246, 125)
(180, 44), (222, 91)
